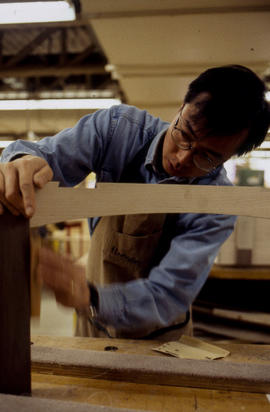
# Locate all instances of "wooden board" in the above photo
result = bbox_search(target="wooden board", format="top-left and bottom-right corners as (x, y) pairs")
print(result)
(0, 394), (140, 412)
(3, 180), (270, 400)
(29, 336), (270, 412)
(1, 336), (269, 411)
(30, 182), (270, 227)
(210, 265), (270, 280)
(0, 212), (31, 395)
(30, 335), (270, 365)
(28, 337), (270, 411)
(31, 344), (270, 394)
(30, 372), (270, 412)
(3, 375), (270, 412)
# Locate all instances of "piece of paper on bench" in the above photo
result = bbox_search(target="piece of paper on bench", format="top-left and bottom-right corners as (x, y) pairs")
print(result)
(153, 335), (230, 360)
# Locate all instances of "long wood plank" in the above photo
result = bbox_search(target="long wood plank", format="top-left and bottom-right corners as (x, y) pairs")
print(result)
(0, 394), (140, 412)
(30, 335), (270, 365)
(210, 265), (270, 280)
(0, 212), (31, 395)
(30, 372), (270, 412)
(30, 182), (270, 228)
(31, 345), (270, 394)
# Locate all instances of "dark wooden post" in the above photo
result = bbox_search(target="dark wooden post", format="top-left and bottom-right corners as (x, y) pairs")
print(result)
(0, 212), (31, 395)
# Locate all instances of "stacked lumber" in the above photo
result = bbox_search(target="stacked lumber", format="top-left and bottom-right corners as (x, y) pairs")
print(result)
(193, 268), (270, 343)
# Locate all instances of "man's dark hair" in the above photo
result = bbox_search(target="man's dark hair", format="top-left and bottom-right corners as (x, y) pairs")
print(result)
(184, 65), (270, 155)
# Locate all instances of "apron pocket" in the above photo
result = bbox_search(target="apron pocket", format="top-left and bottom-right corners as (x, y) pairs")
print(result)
(103, 230), (162, 279)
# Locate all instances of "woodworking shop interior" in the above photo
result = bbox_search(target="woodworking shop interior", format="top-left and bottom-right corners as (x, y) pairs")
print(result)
(1, 1), (270, 411)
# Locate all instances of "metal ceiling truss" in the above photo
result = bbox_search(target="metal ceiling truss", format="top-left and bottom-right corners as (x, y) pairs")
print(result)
(0, 21), (121, 98)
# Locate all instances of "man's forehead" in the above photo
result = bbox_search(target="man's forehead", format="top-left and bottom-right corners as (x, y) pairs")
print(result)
(183, 93), (212, 125)
(189, 91), (212, 108)
(199, 127), (249, 156)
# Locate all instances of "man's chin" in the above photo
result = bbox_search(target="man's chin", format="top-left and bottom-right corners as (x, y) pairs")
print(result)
(162, 158), (205, 178)
(171, 169), (206, 178)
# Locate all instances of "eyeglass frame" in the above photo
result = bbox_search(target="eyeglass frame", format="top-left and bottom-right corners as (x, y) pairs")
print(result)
(171, 112), (223, 172)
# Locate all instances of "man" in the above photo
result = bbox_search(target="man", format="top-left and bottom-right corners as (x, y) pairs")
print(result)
(0, 65), (269, 340)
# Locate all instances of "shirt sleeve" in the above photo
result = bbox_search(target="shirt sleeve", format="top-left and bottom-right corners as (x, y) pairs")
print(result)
(0, 108), (114, 186)
(96, 211), (236, 337)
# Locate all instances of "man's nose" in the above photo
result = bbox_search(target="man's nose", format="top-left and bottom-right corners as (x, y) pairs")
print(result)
(175, 148), (194, 167)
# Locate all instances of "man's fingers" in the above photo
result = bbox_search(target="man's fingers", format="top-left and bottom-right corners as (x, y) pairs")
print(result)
(17, 157), (40, 217)
(54, 291), (71, 307)
(0, 171), (5, 215)
(39, 247), (73, 271)
(0, 168), (21, 216)
(0, 194), (21, 216)
(38, 247), (89, 310)
(0, 164), (23, 215)
(20, 181), (35, 217)
(33, 164), (53, 188)
(0, 156), (52, 217)
(39, 248), (73, 291)
(0, 202), (4, 215)
(16, 156), (52, 217)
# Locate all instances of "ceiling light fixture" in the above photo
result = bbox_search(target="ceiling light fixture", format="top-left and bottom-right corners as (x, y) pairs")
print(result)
(258, 141), (270, 149)
(0, 98), (121, 110)
(0, 141), (16, 148)
(0, 1), (76, 24)
(0, 90), (116, 100)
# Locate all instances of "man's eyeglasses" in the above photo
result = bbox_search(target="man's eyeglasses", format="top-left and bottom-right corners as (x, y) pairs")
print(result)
(171, 114), (222, 172)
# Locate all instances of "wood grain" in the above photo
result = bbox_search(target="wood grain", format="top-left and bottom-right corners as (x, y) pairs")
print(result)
(31, 345), (270, 394)
(29, 337), (270, 411)
(30, 335), (270, 365)
(30, 182), (270, 227)
(30, 372), (270, 412)
(0, 394), (140, 412)
(0, 212), (31, 395)
(210, 264), (270, 280)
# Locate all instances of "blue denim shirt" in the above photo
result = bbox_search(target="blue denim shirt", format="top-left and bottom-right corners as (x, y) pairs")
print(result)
(1, 104), (236, 336)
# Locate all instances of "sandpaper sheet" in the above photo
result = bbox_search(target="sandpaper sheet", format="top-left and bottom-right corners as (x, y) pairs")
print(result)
(153, 335), (230, 360)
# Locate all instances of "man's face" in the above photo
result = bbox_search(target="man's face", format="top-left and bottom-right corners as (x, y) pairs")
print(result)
(162, 92), (249, 178)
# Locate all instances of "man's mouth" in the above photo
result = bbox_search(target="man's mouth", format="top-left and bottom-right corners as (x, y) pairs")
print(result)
(167, 159), (180, 175)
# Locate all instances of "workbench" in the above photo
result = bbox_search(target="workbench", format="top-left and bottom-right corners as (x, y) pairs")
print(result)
(210, 264), (270, 280)
(1, 186), (270, 411)
(4, 335), (265, 411)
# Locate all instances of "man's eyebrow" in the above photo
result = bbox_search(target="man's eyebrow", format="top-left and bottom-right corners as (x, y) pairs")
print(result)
(184, 118), (198, 140)
(205, 148), (224, 160)
(184, 117), (223, 160)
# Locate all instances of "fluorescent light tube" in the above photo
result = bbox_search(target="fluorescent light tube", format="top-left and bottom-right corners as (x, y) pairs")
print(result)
(0, 90), (116, 100)
(0, 98), (121, 110)
(0, 141), (15, 148)
(258, 141), (270, 149)
(0, 1), (75, 24)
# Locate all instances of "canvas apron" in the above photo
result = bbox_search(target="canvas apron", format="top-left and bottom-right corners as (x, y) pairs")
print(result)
(76, 213), (192, 341)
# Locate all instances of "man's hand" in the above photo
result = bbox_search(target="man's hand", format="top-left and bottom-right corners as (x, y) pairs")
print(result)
(0, 155), (53, 217)
(38, 247), (90, 311)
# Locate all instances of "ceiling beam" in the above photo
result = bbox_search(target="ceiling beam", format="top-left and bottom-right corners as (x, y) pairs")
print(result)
(67, 44), (97, 66)
(0, 4), (267, 29)
(0, 64), (106, 78)
(82, 5), (270, 20)
(43, 43), (101, 90)
(59, 28), (67, 66)
(3, 28), (59, 69)
(0, 31), (2, 66)
(109, 62), (269, 78)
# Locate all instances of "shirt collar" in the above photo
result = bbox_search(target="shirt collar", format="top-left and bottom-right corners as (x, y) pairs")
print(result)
(145, 129), (167, 176)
